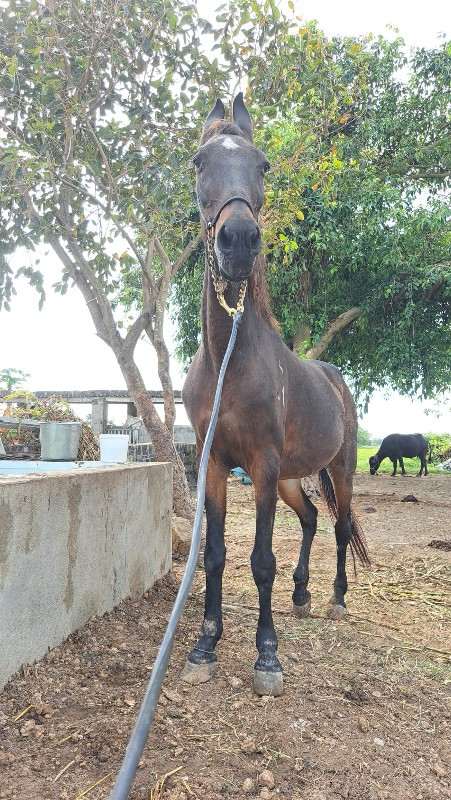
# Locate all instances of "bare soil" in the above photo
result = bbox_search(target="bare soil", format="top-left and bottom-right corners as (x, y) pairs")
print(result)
(1, 474), (450, 800)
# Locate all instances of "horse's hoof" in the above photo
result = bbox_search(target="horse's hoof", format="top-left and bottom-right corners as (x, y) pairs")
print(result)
(253, 669), (283, 697)
(180, 659), (216, 686)
(292, 597), (311, 618)
(327, 602), (347, 621)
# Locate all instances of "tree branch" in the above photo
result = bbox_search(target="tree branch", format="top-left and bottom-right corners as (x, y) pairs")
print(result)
(306, 307), (360, 359)
(49, 239), (111, 344)
(123, 304), (153, 353)
(171, 231), (203, 279)
(63, 235), (122, 349)
(60, 176), (147, 270)
(86, 118), (118, 209)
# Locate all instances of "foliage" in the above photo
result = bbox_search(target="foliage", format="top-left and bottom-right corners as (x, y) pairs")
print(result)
(1, 0), (205, 304)
(172, 29), (451, 403)
(1, 0), (313, 514)
(0, 0), (449, 427)
(426, 433), (451, 463)
(0, 367), (30, 392)
(0, 0), (306, 313)
(357, 426), (372, 447)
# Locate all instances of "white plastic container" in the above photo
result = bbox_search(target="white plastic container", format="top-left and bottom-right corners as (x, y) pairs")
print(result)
(99, 434), (129, 463)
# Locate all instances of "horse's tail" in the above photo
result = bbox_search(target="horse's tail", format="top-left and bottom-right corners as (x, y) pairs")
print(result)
(318, 468), (370, 569)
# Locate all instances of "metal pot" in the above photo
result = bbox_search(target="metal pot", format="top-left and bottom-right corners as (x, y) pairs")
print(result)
(39, 422), (82, 461)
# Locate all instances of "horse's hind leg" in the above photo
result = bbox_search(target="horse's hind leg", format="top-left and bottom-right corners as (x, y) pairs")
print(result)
(326, 460), (354, 620)
(181, 459), (228, 686)
(278, 479), (318, 618)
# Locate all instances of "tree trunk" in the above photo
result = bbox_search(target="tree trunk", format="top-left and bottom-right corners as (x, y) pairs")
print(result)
(116, 348), (194, 520)
(48, 236), (194, 522)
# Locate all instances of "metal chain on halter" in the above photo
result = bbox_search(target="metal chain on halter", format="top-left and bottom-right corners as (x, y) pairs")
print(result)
(206, 225), (247, 318)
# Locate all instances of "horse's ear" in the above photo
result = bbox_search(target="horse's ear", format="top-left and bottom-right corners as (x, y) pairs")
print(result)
(232, 92), (253, 141)
(203, 98), (225, 131)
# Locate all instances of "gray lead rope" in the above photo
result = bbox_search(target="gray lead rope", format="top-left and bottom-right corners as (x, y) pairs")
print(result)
(109, 311), (243, 800)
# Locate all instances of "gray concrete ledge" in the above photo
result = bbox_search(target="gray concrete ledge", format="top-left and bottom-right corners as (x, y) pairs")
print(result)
(0, 462), (172, 688)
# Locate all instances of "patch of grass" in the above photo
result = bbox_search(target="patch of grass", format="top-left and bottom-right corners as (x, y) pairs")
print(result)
(409, 656), (451, 684)
(356, 447), (444, 474)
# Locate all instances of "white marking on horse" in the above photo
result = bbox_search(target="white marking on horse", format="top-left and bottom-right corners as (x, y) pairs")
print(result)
(222, 136), (240, 150)
(282, 386), (285, 407)
(279, 361), (283, 374)
(202, 619), (217, 637)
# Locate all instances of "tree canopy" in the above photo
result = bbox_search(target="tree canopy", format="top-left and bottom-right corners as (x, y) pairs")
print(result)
(171, 29), (451, 403)
(0, 0), (449, 440)
(0, 367), (30, 393)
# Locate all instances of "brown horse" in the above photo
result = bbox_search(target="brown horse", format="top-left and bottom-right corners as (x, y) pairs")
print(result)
(181, 94), (369, 697)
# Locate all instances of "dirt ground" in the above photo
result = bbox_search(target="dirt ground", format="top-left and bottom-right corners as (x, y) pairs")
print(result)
(1, 474), (450, 800)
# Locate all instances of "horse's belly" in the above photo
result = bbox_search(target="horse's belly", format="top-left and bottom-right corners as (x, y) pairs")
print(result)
(279, 417), (345, 479)
(279, 447), (339, 480)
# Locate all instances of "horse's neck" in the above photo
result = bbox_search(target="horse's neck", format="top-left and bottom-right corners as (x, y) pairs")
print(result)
(201, 267), (255, 370)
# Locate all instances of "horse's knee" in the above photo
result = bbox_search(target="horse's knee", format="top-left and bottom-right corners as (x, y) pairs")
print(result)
(251, 550), (276, 585)
(204, 543), (226, 576)
(303, 505), (318, 536)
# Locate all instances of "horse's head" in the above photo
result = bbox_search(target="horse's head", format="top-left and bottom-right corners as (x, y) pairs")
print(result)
(369, 455), (380, 475)
(194, 93), (270, 282)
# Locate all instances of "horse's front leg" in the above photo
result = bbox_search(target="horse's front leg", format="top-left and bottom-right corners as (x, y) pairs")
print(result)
(181, 460), (228, 686)
(250, 461), (283, 697)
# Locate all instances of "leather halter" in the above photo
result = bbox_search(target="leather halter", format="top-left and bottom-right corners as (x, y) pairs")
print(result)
(197, 194), (256, 230)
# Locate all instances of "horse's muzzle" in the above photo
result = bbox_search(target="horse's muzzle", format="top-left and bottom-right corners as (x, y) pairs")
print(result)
(215, 217), (261, 281)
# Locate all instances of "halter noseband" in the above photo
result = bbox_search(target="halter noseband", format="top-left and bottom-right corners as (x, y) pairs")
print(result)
(198, 194), (256, 230)
(197, 194), (257, 317)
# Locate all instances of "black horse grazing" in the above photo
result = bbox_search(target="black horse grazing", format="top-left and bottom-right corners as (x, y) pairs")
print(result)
(369, 433), (429, 477)
(181, 94), (369, 697)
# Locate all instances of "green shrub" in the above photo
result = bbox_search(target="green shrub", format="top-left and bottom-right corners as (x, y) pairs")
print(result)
(426, 433), (451, 463)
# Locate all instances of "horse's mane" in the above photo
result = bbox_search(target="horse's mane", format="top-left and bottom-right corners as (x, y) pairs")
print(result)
(249, 255), (279, 331)
(201, 120), (280, 331)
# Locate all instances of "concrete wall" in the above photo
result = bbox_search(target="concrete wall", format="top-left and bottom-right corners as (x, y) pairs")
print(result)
(0, 462), (172, 689)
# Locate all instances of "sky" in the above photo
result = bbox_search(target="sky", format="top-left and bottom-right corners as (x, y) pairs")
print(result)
(0, 0), (450, 435)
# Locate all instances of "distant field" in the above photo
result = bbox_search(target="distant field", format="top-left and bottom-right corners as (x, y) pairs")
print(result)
(356, 446), (443, 475)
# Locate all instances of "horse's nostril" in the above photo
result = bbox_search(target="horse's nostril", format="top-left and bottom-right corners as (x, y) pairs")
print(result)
(218, 224), (234, 252)
(251, 227), (261, 249)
